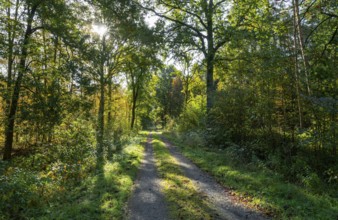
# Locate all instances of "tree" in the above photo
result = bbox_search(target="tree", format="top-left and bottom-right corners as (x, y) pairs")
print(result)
(124, 46), (159, 129)
(140, 0), (241, 126)
(3, 0), (43, 160)
(2, 0), (85, 160)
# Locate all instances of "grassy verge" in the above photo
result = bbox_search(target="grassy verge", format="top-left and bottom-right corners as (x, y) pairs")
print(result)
(151, 133), (217, 219)
(0, 134), (145, 220)
(163, 132), (338, 220)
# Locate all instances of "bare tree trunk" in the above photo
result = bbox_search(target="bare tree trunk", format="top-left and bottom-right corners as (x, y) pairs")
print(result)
(130, 98), (136, 129)
(107, 77), (113, 130)
(294, 0), (311, 95)
(293, 0), (303, 129)
(130, 85), (139, 130)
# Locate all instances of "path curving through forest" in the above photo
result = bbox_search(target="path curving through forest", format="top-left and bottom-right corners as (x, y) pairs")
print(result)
(126, 134), (170, 220)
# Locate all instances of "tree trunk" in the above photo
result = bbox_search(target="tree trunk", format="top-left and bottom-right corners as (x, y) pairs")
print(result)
(4, 0), (19, 117)
(131, 97), (136, 129)
(206, 0), (215, 126)
(206, 56), (215, 114)
(97, 73), (105, 156)
(107, 77), (112, 130)
(294, 0), (311, 95)
(3, 4), (38, 160)
(130, 85), (139, 130)
(293, 0), (303, 129)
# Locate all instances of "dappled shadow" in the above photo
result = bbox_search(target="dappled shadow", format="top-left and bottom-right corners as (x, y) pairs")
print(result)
(126, 133), (170, 220)
(160, 135), (268, 220)
(160, 135), (338, 219)
(38, 138), (143, 219)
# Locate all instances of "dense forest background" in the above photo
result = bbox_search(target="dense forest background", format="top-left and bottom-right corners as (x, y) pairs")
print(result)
(0, 0), (337, 219)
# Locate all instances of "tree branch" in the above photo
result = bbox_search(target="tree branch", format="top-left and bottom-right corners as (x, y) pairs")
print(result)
(305, 16), (331, 44)
(139, 4), (208, 55)
(214, 0), (227, 9)
(321, 11), (338, 18)
(29, 26), (45, 34)
(158, 0), (208, 29)
(321, 27), (338, 57)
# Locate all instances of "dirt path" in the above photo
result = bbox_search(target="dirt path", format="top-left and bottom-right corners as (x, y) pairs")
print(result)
(161, 136), (268, 220)
(126, 134), (170, 220)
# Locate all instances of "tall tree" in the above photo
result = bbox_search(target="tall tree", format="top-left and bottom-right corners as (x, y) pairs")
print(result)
(2, 0), (84, 160)
(3, 0), (43, 160)
(140, 0), (237, 122)
(124, 46), (159, 129)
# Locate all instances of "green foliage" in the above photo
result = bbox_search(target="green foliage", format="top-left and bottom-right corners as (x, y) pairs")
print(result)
(177, 95), (206, 131)
(154, 66), (185, 127)
(0, 131), (145, 219)
(38, 135), (144, 220)
(0, 167), (41, 219)
(53, 117), (96, 163)
(164, 132), (338, 219)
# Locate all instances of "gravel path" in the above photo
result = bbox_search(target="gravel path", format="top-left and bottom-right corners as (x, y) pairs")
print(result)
(161, 136), (268, 220)
(126, 134), (170, 220)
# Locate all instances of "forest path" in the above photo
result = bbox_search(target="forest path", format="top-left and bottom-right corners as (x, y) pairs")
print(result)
(161, 135), (268, 220)
(126, 134), (170, 220)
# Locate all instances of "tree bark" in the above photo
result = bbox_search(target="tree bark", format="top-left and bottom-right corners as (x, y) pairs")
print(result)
(130, 81), (139, 129)
(130, 97), (136, 129)
(97, 37), (106, 156)
(294, 0), (311, 95)
(292, 0), (303, 129)
(206, 0), (215, 126)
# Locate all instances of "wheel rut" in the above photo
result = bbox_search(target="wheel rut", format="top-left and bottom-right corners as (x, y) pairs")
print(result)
(126, 134), (170, 220)
(161, 136), (268, 220)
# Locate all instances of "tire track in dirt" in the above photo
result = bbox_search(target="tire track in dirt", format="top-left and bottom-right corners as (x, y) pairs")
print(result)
(126, 133), (170, 220)
(161, 136), (268, 220)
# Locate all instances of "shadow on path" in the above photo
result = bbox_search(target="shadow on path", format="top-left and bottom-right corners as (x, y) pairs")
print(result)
(161, 135), (268, 220)
(126, 133), (170, 220)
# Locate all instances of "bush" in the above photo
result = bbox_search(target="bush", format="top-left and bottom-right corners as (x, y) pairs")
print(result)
(224, 144), (253, 164)
(177, 96), (206, 132)
(53, 117), (96, 163)
(182, 131), (206, 147)
(0, 168), (42, 219)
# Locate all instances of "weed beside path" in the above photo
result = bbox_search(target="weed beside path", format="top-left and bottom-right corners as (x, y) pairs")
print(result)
(163, 132), (338, 220)
(159, 134), (267, 220)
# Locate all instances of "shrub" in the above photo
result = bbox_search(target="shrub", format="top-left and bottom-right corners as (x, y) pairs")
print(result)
(0, 168), (42, 219)
(182, 131), (206, 147)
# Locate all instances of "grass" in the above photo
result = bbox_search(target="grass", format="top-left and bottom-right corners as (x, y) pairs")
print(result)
(163, 131), (338, 220)
(151, 133), (218, 219)
(40, 136), (145, 220)
(0, 134), (145, 220)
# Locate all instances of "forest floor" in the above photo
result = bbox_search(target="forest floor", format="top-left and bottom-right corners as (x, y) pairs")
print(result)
(126, 132), (267, 219)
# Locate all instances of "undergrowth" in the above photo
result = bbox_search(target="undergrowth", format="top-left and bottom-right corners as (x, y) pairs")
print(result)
(163, 131), (338, 220)
(0, 128), (145, 220)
